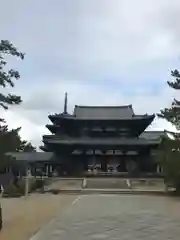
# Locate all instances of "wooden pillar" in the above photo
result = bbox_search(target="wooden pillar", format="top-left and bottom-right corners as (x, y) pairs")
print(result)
(46, 164), (49, 176)
(104, 156), (107, 172)
(93, 149), (96, 166)
(121, 150), (127, 172)
(83, 150), (88, 171)
(101, 157), (106, 172)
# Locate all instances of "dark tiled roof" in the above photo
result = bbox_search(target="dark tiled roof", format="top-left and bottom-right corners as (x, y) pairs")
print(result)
(49, 114), (154, 122)
(73, 105), (134, 119)
(5, 152), (54, 162)
(140, 131), (165, 140)
(46, 137), (161, 146)
(49, 105), (155, 122)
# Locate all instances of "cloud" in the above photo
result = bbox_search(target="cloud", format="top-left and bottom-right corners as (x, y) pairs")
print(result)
(0, 0), (180, 147)
(0, 110), (49, 148)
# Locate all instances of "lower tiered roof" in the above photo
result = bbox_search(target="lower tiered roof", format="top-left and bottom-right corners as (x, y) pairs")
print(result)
(43, 135), (161, 147)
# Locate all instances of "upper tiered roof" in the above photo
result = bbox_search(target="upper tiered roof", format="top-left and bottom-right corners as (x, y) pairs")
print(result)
(49, 104), (155, 122)
(73, 105), (134, 119)
(46, 93), (155, 138)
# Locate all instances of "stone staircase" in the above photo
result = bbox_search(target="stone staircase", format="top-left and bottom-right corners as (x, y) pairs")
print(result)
(43, 177), (166, 195)
(86, 178), (129, 189)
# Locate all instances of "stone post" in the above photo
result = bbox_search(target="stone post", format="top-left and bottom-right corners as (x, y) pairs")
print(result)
(49, 164), (52, 173)
(82, 178), (87, 188)
(0, 185), (4, 230)
(164, 184), (168, 192)
(24, 167), (30, 197)
(46, 164), (49, 176)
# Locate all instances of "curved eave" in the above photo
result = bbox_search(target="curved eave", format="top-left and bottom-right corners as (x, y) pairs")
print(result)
(39, 145), (49, 152)
(134, 114), (155, 136)
(133, 114), (155, 120)
(45, 138), (161, 147)
(48, 114), (155, 122)
(133, 114), (155, 128)
(46, 124), (60, 134)
(48, 114), (74, 123)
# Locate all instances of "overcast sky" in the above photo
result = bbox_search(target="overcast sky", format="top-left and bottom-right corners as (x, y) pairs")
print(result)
(0, 0), (180, 148)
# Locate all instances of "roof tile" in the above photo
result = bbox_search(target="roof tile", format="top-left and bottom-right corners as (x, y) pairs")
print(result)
(74, 105), (134, 119)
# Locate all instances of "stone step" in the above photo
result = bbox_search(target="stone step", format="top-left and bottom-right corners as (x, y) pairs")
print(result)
(86, 178), (165, 189)
(86, 178), (129, 189)
(82, 188), (166, 195)
(45, 188), (167, 196)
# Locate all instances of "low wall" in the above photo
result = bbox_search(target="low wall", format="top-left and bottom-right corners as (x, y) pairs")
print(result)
(0, 173), (14, 190)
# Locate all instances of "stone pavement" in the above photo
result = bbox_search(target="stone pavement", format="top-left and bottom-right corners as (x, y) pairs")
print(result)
(30, 194), (180, 239)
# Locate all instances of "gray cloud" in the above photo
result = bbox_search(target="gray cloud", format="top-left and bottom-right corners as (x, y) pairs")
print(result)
(1, 0), (180, 81)
(6, 78), (174, 126)
(0, 0), (180, 146)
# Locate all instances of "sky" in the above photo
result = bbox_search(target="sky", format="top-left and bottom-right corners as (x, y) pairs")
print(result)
(0, 0), (180, 148)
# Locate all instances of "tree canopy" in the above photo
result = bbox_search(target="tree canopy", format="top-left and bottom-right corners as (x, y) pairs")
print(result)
(158, 69), (180, 191)
(0, 40), (24, 110)
(0, 122), (36, 172)
(0, 40), (36, 171)
(158, 69), (180, 130)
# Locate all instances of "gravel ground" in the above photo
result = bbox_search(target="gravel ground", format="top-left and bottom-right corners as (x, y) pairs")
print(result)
(0, 193), (76, 240)
(31, 194), (180, 240)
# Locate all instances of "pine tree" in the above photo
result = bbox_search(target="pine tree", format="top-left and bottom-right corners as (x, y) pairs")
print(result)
(158, 69), (180, 130)
(158, 69), (180, 192)
(0, 40), (24, 111)
(0, 123), (36, 172)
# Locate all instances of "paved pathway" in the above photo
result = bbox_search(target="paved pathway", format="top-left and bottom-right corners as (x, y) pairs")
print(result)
(0, 194), (76, 240)
(30, 194), (180, 239)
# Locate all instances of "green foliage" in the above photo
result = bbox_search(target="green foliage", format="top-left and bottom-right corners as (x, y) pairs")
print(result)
(0, 123), (35, 153)
(35, 179), (45, 189)
(0, 40), (24, 110)
(0, 39), (35, 172)
(158, 70), (180, 191)
(18, 141), (36, 152)
(158, 69), (180, 129)
(4, 178), (38, 197)
(0, 122), (36, 172)
(4, 184), (21, 197)
(16, 178), (37, 194)
(156, 139), (180, 185)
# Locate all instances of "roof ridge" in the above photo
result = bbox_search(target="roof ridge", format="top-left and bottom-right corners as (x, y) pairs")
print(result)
(74, 105), (132, 108)
(144, 130), (165, 132)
